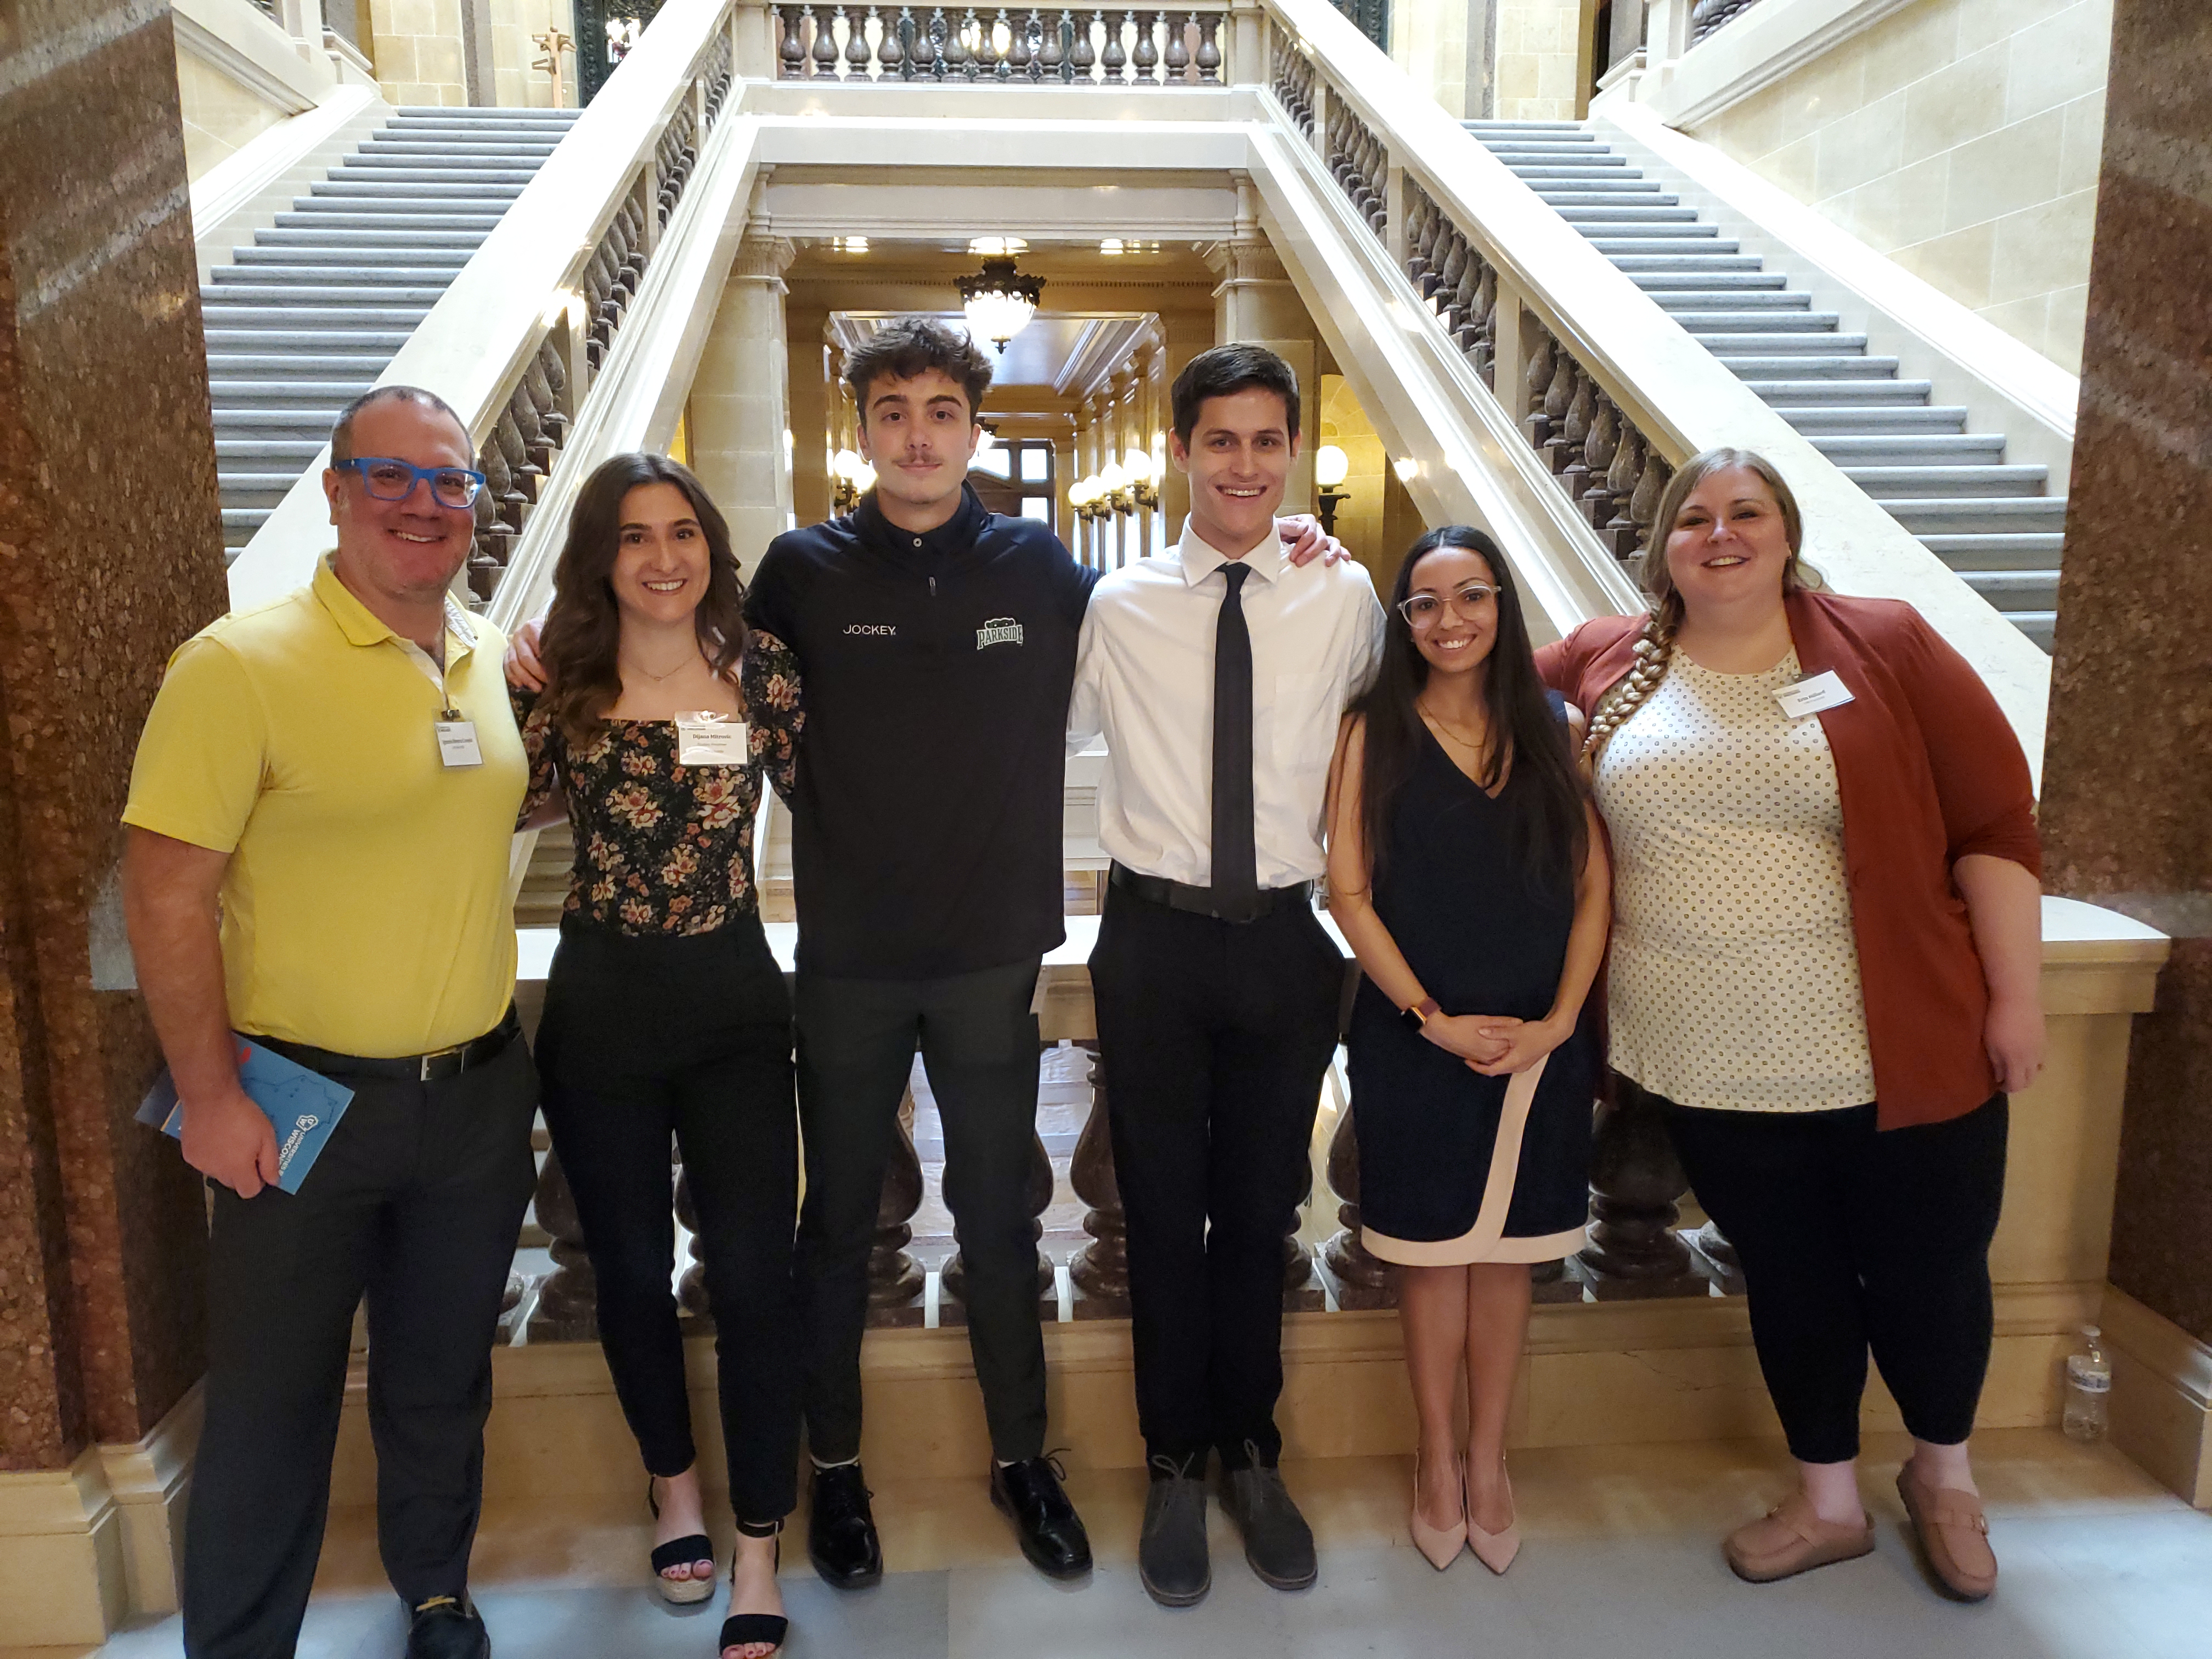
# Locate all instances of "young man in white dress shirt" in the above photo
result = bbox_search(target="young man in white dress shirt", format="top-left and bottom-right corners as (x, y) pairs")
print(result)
(1068, 345), (1386, 1606)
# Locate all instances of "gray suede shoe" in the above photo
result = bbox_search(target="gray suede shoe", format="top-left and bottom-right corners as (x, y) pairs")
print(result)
(1218, 1445), (1316, 1591)
(1138, 1454), (1211, 1607)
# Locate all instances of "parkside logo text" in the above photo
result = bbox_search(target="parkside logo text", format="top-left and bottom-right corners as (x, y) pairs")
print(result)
(976, 617), (1024, 650)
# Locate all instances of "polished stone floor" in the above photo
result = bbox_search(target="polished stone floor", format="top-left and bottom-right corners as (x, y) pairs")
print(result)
(36, 1430), (2212, 1659)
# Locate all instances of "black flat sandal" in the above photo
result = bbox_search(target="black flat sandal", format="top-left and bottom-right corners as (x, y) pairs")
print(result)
(647, 1476), (716, 1606)
(719, 1525), (787, 1658)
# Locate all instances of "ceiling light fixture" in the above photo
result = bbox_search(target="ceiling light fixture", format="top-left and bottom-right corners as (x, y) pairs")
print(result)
(958, 256), (1045, 354)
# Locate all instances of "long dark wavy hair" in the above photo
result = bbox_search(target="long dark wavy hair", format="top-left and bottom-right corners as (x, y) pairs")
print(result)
(537, 453), (747, 748)
(1347, 527), (1587, 894)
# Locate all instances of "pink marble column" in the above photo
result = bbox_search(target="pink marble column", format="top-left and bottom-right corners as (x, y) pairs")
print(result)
(2038, 0), (2212, 1350)
(0, 1), (228, 1469)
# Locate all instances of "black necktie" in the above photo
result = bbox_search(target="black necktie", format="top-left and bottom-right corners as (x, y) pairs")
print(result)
(1211, 562), (1259, 922)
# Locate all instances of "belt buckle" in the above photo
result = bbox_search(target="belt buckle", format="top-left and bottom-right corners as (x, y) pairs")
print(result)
(419, 1041), (464, 1082)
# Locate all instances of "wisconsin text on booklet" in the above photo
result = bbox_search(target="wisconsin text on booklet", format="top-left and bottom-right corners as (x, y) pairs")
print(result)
(137, 1041), (356, 1195)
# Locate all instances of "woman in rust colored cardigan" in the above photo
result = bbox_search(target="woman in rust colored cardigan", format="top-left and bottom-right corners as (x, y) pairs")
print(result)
(1536, 448), (2044, 1601)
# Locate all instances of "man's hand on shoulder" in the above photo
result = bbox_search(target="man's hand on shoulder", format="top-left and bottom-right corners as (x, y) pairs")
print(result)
(182, 1082), (281, 1199)
(506, 618), (547, 691)
(1279, 514), (1352, 569)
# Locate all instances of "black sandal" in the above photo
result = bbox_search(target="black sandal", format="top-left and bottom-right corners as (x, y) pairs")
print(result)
(647, 1476), (715, 1606)
(719, 1523), (787, 1658)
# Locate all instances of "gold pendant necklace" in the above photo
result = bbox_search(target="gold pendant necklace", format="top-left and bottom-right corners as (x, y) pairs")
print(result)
(623, 645), (703, 684)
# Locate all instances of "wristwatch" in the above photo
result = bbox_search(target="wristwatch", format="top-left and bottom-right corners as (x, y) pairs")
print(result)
(1400, 997), (1441, 1034)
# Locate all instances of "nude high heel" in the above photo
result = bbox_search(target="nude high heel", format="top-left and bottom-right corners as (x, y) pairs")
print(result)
(1409, 1451), (1468, 1571)
(1464, 1453), (1521, 1575)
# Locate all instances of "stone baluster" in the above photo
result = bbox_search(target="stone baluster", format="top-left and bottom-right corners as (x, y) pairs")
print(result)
(1471, 259), (1498, 386)
(778, 6), (807, 75)
(1452, 247), (1483, 356)
(1689, 1217), (1745, 1293)
(1040, 9), (1066, 78)
(1522, 328), (1555, 448)
(1098, 8), (1124, 80)
(973, 7), (1003, 75)
(1581, 394), (1622, 527)
(1601, 425), (1644, 557)
(1193, 8), (1220, 81)
(467, 490), (505, 599)
(1364, 131), (1388, 236)
(1432, 233), (1466, 331)
(1318, 1104), (1394, 1309)
(916, 7), (944, 75)
(846, 7), (876, 76)
(1629, 447), (1671, 551)
(1067, 1043), (1131, 1315)
(1557, 370), (1598, 497)
(810, 5), (840, 74)
(1007, 8), (1035, 76)
(880, 6), (909, 75)
(942, 8), (972, 75)
(941, 1124), (1056, 1315)
(867, 1084), (928, 1323)
(527, 1148), (599, 1340)
(1132, 9), (1159, 82)
(1540, 352), (1577, 471)
(1164, 8), (1188, 80)
(495, 410), (540, 505)
(1578, 1073), (1707, 1298)
(1068, 7), (1094, 78)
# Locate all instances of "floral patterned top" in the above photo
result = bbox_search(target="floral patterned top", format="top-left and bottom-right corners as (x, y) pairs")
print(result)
(513, 631), (802, 935)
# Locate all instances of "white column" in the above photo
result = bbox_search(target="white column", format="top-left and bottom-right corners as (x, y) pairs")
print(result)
(688, 228), (799, 579)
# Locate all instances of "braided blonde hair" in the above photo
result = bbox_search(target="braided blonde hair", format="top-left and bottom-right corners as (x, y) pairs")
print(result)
(1579, 447), (1811, 766)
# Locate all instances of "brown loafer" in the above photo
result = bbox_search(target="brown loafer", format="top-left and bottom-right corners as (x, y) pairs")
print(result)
(1723, 1490), (1874, 1583)
(1896, 1462), (1997, 1601)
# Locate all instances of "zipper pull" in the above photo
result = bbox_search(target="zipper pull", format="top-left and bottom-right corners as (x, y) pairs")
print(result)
(928, 574), (937, 597)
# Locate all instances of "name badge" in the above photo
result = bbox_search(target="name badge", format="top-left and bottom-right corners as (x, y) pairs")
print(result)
(1773, 669), (1855, 720)
(435, 718), (484, 768)
(675, 712), (749, 768)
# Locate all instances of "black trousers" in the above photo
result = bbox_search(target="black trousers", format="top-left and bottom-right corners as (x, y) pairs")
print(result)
(793, 956), (1048, 1463)
(535, 917), (801, 1525)
(1660, 1091), (2009, 1465)
(182, 1030), (537, 1659)
(1089, 884), (1344, 1469)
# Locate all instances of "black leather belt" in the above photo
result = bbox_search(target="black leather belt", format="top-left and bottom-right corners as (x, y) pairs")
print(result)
(251, 1007), (521, 1084)
(1108, 862), (1314, 922)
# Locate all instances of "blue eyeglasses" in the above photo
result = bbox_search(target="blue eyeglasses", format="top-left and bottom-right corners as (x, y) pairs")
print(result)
(335, 456), (487, 510)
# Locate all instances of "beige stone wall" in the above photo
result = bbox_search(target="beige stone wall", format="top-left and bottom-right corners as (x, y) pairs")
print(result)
(1389, 0), (1479, 119)
(1685, 0), (2109, 373)
(493, 0), (578, 109)
(1496, 0), (1586, 122)
(173, 47), (292, 179)
(1317, 376), (1392, 591)
(368, 0), (471, 106)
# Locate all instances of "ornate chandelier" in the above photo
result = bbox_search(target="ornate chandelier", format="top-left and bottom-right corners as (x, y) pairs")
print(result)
(958, 256), (1044, 353)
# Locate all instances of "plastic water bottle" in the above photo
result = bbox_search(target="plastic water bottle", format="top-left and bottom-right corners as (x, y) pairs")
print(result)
(2063, 1324), (2111, 1442)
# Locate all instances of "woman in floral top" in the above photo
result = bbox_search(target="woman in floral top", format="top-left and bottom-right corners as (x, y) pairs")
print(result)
(513, 453), (800, 1659)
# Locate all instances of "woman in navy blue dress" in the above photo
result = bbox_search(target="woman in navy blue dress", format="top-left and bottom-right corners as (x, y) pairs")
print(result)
(1325, 527), (1609, 1576)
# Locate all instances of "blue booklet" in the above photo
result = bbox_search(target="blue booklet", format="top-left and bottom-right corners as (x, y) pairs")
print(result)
(136, 1039), (355, 1195)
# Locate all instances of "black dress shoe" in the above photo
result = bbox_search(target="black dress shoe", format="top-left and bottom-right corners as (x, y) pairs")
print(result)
(989, 1455), (1093, 1579)
(405, 1595), (489, 1659)
(808, 1462), (883, 1590)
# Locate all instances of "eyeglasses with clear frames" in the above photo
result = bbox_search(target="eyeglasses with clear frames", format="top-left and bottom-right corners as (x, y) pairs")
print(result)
(335, 456), (487, 510)
(1396, 582), (1499, 629)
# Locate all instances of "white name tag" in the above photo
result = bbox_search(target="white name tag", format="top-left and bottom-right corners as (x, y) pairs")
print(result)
(675, 712), (749, 768)
(1773, 669), (1855, 720)
(435, 718), (484, 768)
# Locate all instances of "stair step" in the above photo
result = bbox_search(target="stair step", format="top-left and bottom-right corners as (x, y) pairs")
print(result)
(1612, 255), (1765, 272)
(204, 284), (455, 307)
(1593, 239), (1743, 257)
(1716, 354), (1899, 379)
(210, 380), (376, 407)
(1539, 191), (1683, 208)
(1843, 464), (2047, 496)
(2006, 612), (2056, 648)
(218, 258), (471, 280)
(1559, 206), (1701, 223)
(200, 306), (433, 329)
(1506, 163), (1635, 179)
(206, 328), (416, 352)
(216, 438), (329, 465)
(274, 211), (505, 232)
(1576, 222), (1722, 240)
(311, 180), (525, 200)
(1774, 405), (1969, 433)
(1672, 312), (1838, 332)
(253, 228), (489, 250)
(1743, 378), (1934, 404)
(217, 474), (302, 505)
(1808, 433), (2010, 465)
(1880, 496), (2069, 533)
(1647, 291), (1812, 312)
(1529, 177), (1664, 195)
(331, 165), (542, 185)
(206, 351), (390, 375)
(1960, 569), (2061, 607)
(1632, 272), (1787, 290)
(214, 409), (347, 431)
(361, 138), (563, 156)
(1917, 532), (2067, 567)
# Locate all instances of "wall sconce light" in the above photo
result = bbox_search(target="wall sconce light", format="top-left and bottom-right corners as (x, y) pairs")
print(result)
(831, 447), (876, 512)
(1315, 444), (1351, 537)
(1393, 456), (1420, 483)
(1125, 448), (1161, 509)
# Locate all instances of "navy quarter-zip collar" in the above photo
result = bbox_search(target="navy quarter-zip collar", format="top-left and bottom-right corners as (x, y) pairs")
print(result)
(851, 481), (993, 569)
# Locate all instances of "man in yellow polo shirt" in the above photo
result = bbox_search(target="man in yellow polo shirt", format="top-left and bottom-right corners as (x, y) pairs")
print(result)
(122, 387), (532, 1659)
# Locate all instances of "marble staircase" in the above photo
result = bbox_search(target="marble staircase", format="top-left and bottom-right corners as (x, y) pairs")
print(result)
(203, 106), (580, 560)
(1467, 120), (2063, 650)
